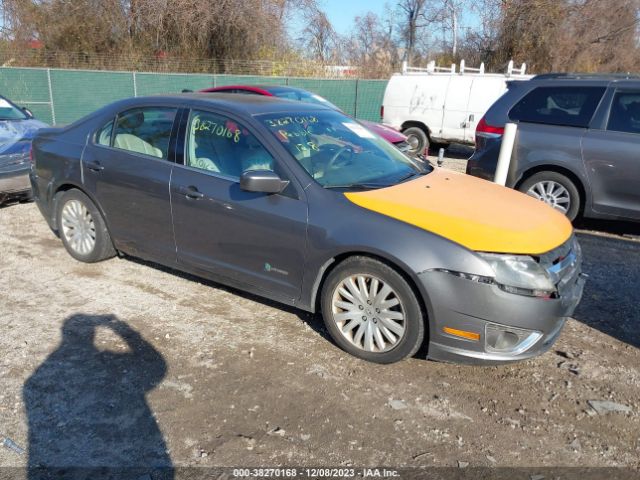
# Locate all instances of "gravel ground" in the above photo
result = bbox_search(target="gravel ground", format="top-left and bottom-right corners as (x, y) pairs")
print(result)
(0, 157), (639, 475)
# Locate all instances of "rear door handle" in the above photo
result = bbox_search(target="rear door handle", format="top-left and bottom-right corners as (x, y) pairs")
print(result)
(178, 185), (204, 199)
(86, 161), (104, 172)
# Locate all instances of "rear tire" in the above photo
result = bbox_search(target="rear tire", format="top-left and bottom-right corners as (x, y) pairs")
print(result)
(56, 189), (116, 263)
(321, 256), (425, 364)
(402, 126), (430, 156)
(518, 171), (581, 221)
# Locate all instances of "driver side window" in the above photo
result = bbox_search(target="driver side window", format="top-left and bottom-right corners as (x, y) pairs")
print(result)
(185, 110), (275, 179)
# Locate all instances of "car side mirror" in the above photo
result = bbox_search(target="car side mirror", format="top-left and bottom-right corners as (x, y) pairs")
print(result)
(240, 170), (289, 194)
(22, 107), (33, 118)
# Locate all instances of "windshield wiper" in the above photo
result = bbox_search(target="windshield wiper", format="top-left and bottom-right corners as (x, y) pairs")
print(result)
(395, 169), (430, 183)
(324, 183), (390, 190)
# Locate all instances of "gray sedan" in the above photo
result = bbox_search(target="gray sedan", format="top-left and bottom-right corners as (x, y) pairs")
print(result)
(30, 93), (584, 364)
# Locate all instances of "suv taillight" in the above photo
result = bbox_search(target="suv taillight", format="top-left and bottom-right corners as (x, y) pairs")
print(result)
(476, 117), (505, 138)
(380, 105), (384, 120)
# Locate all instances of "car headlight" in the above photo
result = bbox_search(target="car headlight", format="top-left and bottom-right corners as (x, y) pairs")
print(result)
(478, 252), (556, 298)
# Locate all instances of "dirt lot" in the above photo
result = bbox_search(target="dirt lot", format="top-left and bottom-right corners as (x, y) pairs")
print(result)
(0, 158), (639, 475)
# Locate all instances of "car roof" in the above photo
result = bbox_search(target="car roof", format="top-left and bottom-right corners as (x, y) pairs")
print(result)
(254, 85), (303, 93)
(208, 85), (306, 94)
(134, 92), (334, 115)
(529, 73), (640, 87)
(532, 73), (640, 81)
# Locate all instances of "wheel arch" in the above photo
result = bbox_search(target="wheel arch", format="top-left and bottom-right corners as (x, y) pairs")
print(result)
(400, 120), (431, 138)
(515, 164), (588, 215)
(51, 183), (112, 239)
(309, 251), (432, 338)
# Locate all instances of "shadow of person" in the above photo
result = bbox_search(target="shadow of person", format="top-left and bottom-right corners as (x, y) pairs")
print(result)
(23, 314), (173, 479)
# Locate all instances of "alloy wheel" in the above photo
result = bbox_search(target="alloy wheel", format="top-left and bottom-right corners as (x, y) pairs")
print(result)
(526, 180), (571, 214)
(60, 199), (96, 256)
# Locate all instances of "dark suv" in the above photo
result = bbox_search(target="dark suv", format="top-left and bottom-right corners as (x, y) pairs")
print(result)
(467, 74), (640, 222)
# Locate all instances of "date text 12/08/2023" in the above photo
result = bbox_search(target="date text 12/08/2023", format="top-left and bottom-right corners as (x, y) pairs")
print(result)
(231, 468), (400, 478)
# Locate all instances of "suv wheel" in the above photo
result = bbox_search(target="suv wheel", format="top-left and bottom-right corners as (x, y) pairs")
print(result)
(402, 126), (429, 156)
(519, 171), (581, 221)
(321, 256), (425, 364)
(56, 189), (116, 263)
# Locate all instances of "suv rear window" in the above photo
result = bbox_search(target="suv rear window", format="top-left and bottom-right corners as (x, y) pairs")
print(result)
(509, 86), (605, 128)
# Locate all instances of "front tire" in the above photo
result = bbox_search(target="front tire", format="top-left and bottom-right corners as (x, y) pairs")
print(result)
(321, 256), (425, 364)
(56, 189), (116, 263)
(518, 171), (581, 221)
(402, 126), (430, 157)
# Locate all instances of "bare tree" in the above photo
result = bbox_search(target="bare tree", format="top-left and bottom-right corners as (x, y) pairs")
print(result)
(0, 0), (309, 70)
(398, 0), (433, 63)
(438, 0), (465, 57)
(345, 10), (402, 77)
(300, 7), (340, 63)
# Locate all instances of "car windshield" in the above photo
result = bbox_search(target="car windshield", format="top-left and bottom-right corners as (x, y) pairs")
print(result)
(0, 97), (28, 120)
(257, 110), (429, 189)
(267, 88), (340, 111)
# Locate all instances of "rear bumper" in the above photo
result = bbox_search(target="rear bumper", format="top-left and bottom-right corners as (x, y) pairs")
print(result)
(29, 170), (56, 229)
(420, 269), (585, 365)
(466, 151), (497, 181)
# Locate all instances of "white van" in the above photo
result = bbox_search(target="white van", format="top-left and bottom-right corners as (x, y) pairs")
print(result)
(381, 60), (531, 154)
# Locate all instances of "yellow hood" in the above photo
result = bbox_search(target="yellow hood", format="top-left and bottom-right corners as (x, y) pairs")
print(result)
(345, 168), (573, 255)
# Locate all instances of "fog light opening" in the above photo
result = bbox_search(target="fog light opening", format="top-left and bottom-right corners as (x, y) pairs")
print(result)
(485, 323), (542, 355)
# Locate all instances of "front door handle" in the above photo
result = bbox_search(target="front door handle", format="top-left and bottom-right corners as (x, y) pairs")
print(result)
(178, 185), (204, 199)
(86, 161), (104, 172)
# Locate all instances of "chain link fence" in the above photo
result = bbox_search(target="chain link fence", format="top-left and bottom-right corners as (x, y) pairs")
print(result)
(0, 66), (388, 125)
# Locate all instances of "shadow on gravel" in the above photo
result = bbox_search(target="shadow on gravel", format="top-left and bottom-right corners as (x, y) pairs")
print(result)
(576, 218), (640, 238)
(0, 195), (33, 209)
(428, 143), (474, 160)
(574, 232), (640, 349)
(126, 256), (333, 344)
(125, 257), (433, 361)
(23, 314), (173, 479)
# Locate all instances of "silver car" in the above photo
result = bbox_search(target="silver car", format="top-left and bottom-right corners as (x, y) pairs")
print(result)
(467, 74), (640, 223)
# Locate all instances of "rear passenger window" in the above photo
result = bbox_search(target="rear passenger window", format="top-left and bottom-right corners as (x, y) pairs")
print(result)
(113, 107), (177, 159)
(607, 92), (640, 134)
(509, 87), (606, 128)
(96, 120), (113, 146)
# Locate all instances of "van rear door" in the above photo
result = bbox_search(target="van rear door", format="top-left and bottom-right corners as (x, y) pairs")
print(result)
(465, 77), (511, 143)
(440, 76), (473, 142)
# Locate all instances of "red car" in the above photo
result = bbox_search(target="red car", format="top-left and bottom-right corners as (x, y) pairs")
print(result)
(199, 85), (413, 156)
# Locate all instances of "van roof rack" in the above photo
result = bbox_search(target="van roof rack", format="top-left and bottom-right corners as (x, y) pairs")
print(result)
(532, 73), (640, 80)
(401, 59), (528, 77)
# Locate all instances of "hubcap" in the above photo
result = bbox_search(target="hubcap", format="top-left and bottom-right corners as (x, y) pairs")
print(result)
(406, 134), (420, 150)
(61, 200), (96, 255)
(331, 274), (406, 353)
(527, 180), (571, 214)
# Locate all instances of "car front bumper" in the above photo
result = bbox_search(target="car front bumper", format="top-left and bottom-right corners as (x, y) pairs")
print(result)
(419, 267), (585, 365)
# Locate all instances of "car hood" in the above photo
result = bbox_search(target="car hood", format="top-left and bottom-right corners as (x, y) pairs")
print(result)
(0, 119), (48, 155)
(359, 120), (407, 144)
(344, 169), (573, 255)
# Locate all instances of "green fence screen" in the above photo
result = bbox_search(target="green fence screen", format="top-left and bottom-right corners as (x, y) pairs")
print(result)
(0, 67), (389, 126)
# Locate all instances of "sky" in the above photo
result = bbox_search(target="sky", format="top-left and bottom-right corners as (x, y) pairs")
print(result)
(292, 0), (481, 40)
(320, 0), (389, 35)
